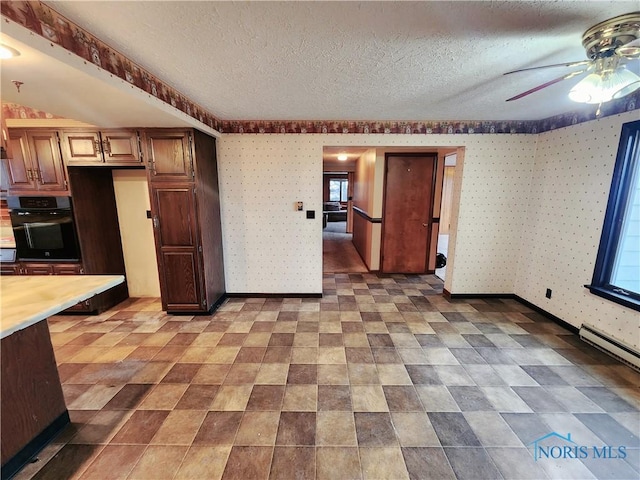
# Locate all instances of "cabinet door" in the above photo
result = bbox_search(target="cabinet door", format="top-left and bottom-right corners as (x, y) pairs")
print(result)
(52, 263), (84, 275)
(61, 131), (102, 165)
(160, 250), (203, 310)
(151, 185), (204, 311)
(153, 186), (198, 247)
(145, 130), (193, 181)
(101, 130), (142, 165)
(0, 264), (20, 275)
(26, 131), (67, 191)
(6, 130), (36, 191)
(22, 263), (54, 275)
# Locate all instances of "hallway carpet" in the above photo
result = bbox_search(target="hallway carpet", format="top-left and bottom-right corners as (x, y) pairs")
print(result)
(14, 273), (640, 480)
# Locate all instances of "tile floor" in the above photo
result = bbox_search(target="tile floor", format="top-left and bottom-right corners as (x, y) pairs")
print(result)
(14, 273), (640, 480)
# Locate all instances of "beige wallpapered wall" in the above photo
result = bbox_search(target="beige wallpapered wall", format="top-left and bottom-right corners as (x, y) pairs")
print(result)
(516, 110), (640, 349)
(218, 133), (538, 294)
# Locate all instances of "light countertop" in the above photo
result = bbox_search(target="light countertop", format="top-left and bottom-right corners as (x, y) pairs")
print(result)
(0, 275), (125, 339)
(0, 218), (15, 249)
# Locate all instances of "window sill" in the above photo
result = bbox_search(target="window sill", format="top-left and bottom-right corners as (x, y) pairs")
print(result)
(584, 285), (640, 312)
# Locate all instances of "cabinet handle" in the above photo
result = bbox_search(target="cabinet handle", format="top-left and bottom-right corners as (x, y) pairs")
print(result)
(102, 139), (111, 155)
(26, 168), (33, 180)
(94, 139), (102, 154)
(36, 170), (43, 183)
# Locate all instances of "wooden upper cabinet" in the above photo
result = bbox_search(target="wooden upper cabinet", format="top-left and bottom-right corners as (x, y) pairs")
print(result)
(5, 129), (67, 192)
(101, 130), (141, 165)
(5, 130), (34, 191)
(62, 129), (141, 166)
(27, 130), (67, 191)
(144, 129), (193, 181)
(61, 131), (102, 164)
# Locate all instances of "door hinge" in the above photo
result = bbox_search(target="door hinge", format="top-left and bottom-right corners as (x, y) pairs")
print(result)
(136, 133), (144, 162)
(202, 298), (207, 307)
(198, 245), (202, 253)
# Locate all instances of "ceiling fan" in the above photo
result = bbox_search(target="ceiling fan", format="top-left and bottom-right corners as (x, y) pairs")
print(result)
(505, 12), (640, 108)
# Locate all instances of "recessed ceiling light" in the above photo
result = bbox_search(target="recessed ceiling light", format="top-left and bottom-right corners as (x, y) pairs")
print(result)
(0, 44), (20, 59)
(337, 154), (348, 161)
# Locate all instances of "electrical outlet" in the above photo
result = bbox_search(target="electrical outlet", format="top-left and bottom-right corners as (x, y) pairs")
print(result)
(545, 288), (552, 299)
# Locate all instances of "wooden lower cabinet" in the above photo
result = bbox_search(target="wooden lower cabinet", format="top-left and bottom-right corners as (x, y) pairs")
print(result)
(146, 129), (225, 313)
(1, 320), (68, 476)
(22, 263), (55, 275)
(0, 263), (20, 275)
(161, 249), (203, 311)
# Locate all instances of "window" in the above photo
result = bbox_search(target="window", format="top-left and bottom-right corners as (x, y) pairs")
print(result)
(329, 179), (348, 202)
(587, 119), (640, 311)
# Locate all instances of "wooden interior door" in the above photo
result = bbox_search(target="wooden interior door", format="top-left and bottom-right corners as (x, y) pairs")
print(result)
(381, 154), (436, 273)
(346, 172), (354, 233)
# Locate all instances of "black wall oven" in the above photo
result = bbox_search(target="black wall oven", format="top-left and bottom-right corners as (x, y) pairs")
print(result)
(8, 196), (81, 261)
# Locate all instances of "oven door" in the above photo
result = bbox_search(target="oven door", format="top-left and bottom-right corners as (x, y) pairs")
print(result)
(10, 209), (81, 261)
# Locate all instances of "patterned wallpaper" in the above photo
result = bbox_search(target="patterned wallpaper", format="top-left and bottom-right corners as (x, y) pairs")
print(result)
(218, 133), (537, 295)
(217, 135), (323, 294)
(2, 1), (638, 135)
(515, 110), (640, 349)
(2, 102), (63, 120)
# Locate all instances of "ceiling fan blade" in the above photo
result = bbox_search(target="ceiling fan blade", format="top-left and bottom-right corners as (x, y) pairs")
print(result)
(506, 70), (587, 102)
(503, 60), (591, 75)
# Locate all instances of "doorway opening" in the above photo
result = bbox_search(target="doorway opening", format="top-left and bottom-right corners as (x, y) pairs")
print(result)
(436, 153), (456, 281)
(322, 170), (367, 273)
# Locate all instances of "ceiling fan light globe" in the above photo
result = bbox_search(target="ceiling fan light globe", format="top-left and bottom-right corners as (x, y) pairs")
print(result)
(606, 66), (640, 92)
(568, 67), (640, 104)
(612, 80), (640, 100)
(568, 73), (602, 103)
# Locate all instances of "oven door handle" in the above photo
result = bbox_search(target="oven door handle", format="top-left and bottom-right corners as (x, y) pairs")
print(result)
(14, 210), (68, 215)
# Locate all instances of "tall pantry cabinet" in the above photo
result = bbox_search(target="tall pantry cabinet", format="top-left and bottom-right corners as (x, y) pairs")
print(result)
(144, 129), (225, 313)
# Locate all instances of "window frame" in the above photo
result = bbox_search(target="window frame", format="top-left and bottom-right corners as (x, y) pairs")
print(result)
(586, 119), (640, 312)
(329, 178), (348, 202)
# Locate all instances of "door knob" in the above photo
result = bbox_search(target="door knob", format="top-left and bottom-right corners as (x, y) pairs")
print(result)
(422, 223), (428, 227)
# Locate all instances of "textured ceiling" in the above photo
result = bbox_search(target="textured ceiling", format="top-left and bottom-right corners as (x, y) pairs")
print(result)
(43, 1), (639, 122)
(1, 1), (637, 125)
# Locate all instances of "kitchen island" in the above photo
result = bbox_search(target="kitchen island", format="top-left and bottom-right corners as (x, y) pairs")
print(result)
(0, 275), (125, 480)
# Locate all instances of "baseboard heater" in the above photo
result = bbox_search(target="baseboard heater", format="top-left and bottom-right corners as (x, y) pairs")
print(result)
(579, 324), (640, 371)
